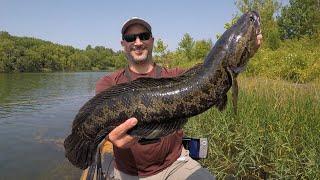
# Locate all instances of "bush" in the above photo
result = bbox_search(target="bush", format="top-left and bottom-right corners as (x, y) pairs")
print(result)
(245, 34), (320, 83)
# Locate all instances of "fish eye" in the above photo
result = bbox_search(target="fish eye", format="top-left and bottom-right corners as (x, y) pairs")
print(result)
(249, 15), (255, 22)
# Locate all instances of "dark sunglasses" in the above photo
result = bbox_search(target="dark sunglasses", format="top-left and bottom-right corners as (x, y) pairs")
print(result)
(122, 32), (151, 42)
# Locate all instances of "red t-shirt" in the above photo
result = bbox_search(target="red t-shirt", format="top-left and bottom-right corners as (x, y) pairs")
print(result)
(95, 65), (185, 176)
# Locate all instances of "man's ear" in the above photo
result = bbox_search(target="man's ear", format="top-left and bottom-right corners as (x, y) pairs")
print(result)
(121, 40), (125, 47)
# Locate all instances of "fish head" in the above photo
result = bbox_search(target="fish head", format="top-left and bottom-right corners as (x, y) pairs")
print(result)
(227, 11), (261, 74)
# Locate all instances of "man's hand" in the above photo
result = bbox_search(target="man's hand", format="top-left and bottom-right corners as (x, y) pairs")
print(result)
(257, 34), (263, 46)
(107, 118), (139, 149)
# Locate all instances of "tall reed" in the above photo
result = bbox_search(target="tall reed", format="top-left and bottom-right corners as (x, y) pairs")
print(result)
(185, 76), (320, 179)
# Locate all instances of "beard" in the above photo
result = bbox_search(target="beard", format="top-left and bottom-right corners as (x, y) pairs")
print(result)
(126, 45), (153, 65)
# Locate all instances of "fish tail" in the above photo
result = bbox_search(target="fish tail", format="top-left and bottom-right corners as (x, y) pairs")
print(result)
(64, 132), (97, 170)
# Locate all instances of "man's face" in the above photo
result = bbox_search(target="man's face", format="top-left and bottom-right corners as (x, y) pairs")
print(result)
(121, 24), (154, 64)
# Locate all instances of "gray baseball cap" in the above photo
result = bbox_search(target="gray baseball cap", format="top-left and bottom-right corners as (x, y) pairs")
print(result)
(121, 17), (152, 35)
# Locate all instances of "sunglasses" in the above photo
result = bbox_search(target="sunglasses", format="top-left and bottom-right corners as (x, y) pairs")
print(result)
(122, 32), (151, 42)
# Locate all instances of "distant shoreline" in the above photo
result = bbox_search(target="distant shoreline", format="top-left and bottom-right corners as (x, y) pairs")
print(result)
(0, 68), (115, 74)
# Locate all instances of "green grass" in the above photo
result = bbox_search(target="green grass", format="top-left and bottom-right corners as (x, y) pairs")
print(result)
(184, 76), (320, 179)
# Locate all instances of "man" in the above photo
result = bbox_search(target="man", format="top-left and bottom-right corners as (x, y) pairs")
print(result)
(82, 17), (262, 179)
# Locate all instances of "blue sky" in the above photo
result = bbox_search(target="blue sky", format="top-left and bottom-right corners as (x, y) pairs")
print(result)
(1, 0), (287, 51)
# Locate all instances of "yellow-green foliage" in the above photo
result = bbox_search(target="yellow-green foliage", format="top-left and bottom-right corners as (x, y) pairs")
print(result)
(246, 34), (320, 83)
(185, 76), (320, 179)
(164, 33), (320, 83)
(165, 51), (203, 69)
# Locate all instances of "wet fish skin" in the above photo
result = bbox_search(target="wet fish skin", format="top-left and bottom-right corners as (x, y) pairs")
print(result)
(64, 11), (261, 170)
(224, 11), (262, 114)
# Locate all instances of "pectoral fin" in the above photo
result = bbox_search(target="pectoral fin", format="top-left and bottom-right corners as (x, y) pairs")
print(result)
(232, 76), (239, 115)
(227, 67), (239, 115)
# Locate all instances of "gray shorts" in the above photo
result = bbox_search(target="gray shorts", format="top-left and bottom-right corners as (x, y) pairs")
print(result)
(81, 147), (215, 180)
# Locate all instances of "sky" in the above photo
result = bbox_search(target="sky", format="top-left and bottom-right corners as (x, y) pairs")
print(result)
(1, 0), (288, 51)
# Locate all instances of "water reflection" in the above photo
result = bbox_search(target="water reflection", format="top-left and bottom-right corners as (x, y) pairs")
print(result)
(0, 73), (104, 117)
(0, 72), (107, 179)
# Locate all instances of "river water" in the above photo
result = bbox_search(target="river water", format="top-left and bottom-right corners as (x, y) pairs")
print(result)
(0, 72), (107, 179)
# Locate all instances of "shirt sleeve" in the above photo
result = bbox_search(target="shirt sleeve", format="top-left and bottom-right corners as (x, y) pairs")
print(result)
(175, 67), (186, 75)
(95, 75), (114, 95)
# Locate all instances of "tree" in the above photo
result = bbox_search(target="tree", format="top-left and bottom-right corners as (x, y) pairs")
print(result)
(192, 39), (212, 60)
(112, 51), (127, 68)
(86, 45), (92, 51)
(154, 39), (168, 57)
(277, 0), (320, 39)
(178, 33), (195, 61)
(153, 39), (169, 66)
(0, 32), (121, 72)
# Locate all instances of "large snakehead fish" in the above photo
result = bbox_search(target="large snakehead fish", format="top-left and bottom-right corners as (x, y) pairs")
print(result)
(64, 11), (261, 170)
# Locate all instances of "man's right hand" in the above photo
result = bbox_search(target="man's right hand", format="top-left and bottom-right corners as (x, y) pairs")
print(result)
(107, 118), (139, 149)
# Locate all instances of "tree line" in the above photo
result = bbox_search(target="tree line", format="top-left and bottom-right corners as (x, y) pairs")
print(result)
(1, 0), (319, 82)
(0, 31), (127, 72)
(0, 30), (212, 73)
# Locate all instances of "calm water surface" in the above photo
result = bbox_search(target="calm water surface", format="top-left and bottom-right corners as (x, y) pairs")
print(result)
(0, 72), (107, 179)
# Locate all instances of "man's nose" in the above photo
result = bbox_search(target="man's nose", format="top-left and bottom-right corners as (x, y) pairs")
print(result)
(134, 37), (143, 45)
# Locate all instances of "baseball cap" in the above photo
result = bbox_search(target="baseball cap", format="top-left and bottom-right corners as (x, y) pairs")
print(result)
(121, 17), (152, 35)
